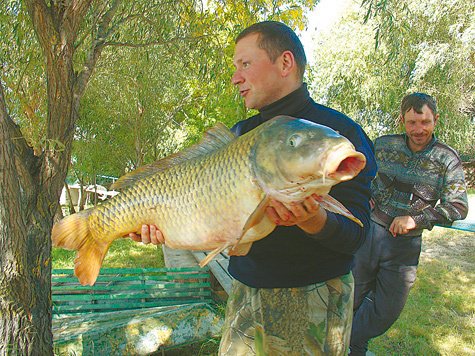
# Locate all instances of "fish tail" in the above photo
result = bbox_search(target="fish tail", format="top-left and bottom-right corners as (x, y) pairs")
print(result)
(52, 209), (110, 286)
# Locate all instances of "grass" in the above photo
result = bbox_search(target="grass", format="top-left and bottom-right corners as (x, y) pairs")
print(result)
(52, 237), (165, 269)
(369, 227), (475, 355)
(52, 214), (474, 355)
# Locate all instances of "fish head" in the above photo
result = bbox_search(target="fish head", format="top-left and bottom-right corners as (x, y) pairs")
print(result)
(251, 116), (367, 203)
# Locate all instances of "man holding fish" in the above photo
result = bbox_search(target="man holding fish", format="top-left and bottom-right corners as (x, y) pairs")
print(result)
(134, 21), (377, 355)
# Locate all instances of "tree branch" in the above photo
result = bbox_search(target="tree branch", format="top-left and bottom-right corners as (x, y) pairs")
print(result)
(62, 0), (94, 35)
(25, 0), (59, 65)
(102, 35), (209, 48)
(75, 0), (122, 98)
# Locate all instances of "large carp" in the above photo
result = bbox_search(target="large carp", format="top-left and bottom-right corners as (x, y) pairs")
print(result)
(53, 115), (366, 285)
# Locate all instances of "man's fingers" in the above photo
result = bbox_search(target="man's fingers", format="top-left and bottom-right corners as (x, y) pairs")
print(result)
(269, 200), (292, 221)
(288, 203), (306, 219)
(288, 196), (320, 219)
(155, 228), (165, 244)
(141, 224), (151, 244)
(303, 196), (320, 214)
(266, 206), (281, 224)
(129, 233), (141, 242)
(266, 204), (294, 226)
(149, 225), (165, 245)
(389, 221), (400, 237)
(129, 225), (165, 245)
(267, 197), (323, 226)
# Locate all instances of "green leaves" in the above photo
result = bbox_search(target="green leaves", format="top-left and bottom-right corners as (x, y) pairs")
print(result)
(3, 0), (316, 186)
(309, 0), (474, 156)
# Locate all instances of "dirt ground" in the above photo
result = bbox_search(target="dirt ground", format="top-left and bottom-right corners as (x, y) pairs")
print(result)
(420, 195), (474, 270)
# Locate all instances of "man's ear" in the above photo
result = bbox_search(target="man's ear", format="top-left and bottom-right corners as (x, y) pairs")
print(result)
(281, 50), (295, 77)
(398, 114), (405, 131)
(398, 114), (404, 125)
(434, 113), (440, 125)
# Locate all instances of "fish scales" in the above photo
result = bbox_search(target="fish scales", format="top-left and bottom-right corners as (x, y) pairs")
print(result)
(52, 116), (367, 285)
(89, 127), (262, 250)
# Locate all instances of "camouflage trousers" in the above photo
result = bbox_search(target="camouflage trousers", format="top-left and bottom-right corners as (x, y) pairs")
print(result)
(218, 273), (354, 356)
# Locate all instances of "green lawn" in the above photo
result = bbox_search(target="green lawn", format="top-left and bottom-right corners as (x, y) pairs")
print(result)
(52, 219), (474, 355)
(369, 226), (475, 355)
(52, 237), (165, 269)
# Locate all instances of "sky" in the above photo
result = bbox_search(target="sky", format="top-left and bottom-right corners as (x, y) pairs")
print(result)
(299, 0), (352, 64)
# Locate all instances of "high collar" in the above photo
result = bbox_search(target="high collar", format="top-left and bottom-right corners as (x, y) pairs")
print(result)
(259, 83), (312, 120)
(403, 133), (437, 154)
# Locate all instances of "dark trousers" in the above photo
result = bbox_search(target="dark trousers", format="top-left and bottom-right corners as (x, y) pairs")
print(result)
(349, 221), (422, 355)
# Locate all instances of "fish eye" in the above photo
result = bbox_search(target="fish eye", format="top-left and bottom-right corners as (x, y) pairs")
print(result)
(288, 134), (302, 147)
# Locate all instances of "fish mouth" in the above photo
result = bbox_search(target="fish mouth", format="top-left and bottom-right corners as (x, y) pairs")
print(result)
(272, 148), (366, 202)
(325, 147), (366, 182)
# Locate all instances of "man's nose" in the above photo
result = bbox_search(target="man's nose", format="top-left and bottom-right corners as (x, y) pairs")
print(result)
(231, 71), (243, 85)
(415, 123), (425, 131)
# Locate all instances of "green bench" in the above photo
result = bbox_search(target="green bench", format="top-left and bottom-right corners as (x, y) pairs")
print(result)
(439, 218), (475, 232)
(52, 267), (223, 355)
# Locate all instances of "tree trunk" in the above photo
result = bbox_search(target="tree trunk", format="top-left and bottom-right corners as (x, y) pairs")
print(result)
(65, 184), (76, 214)
(78, 179), (86, 211)
(0, 77), (54, 355)
(0, 1), (98, 354)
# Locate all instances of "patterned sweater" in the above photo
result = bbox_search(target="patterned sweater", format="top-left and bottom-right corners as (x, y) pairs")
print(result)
(371, 134), (468, 236)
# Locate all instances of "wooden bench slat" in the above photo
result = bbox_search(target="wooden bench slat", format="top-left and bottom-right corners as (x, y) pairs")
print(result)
(53, 295), (212, 307)
(52, 267), (213, 315)
(52, 266), (206, 274)
(52, 273), (210, 283)
(52, 281), (210, 291)
(53, 300), (208, 313)
(192, 251), (233, 295)
(53, 289), (212, 301)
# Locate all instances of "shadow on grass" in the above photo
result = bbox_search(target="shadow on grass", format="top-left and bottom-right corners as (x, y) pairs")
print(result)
(151, 337), (221, 356)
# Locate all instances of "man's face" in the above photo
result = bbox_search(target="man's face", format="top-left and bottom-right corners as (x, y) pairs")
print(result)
(232, 34), (287, 110)
(402, 104), (438, 152)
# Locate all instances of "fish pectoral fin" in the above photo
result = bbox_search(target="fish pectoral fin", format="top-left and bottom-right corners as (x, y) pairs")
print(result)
(226, 197), (271, 257)
(238, 196), (270, 245)
(199, 244), (230, 268)
(228, 242), (253, 256)
(317, 194), (363, 227)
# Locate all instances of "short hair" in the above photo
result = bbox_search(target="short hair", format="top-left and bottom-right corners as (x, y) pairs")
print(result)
(400, 92), (438, 117)
(236, 21), (307, 80)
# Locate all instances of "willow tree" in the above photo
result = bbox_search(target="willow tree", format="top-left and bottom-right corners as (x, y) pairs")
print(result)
(72, 0), (319, 179)
(310, 0), (474, 155)
(0, 0), (316, 354)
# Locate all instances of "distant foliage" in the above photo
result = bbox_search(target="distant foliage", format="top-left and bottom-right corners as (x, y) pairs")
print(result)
(309, 0), (475, 158)
(463, 161), (475, 189)
(1, 0), (318, 183)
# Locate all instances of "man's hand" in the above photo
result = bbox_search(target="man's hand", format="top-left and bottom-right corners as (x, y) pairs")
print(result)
(266, 194), (327, 234)
(389, 216), (416, 237)
(129, 224), (165, 245)
(369, 198), (375, 210)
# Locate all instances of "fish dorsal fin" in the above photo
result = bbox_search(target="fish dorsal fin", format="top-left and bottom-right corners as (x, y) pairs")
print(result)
(112, 123), (235, 190)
